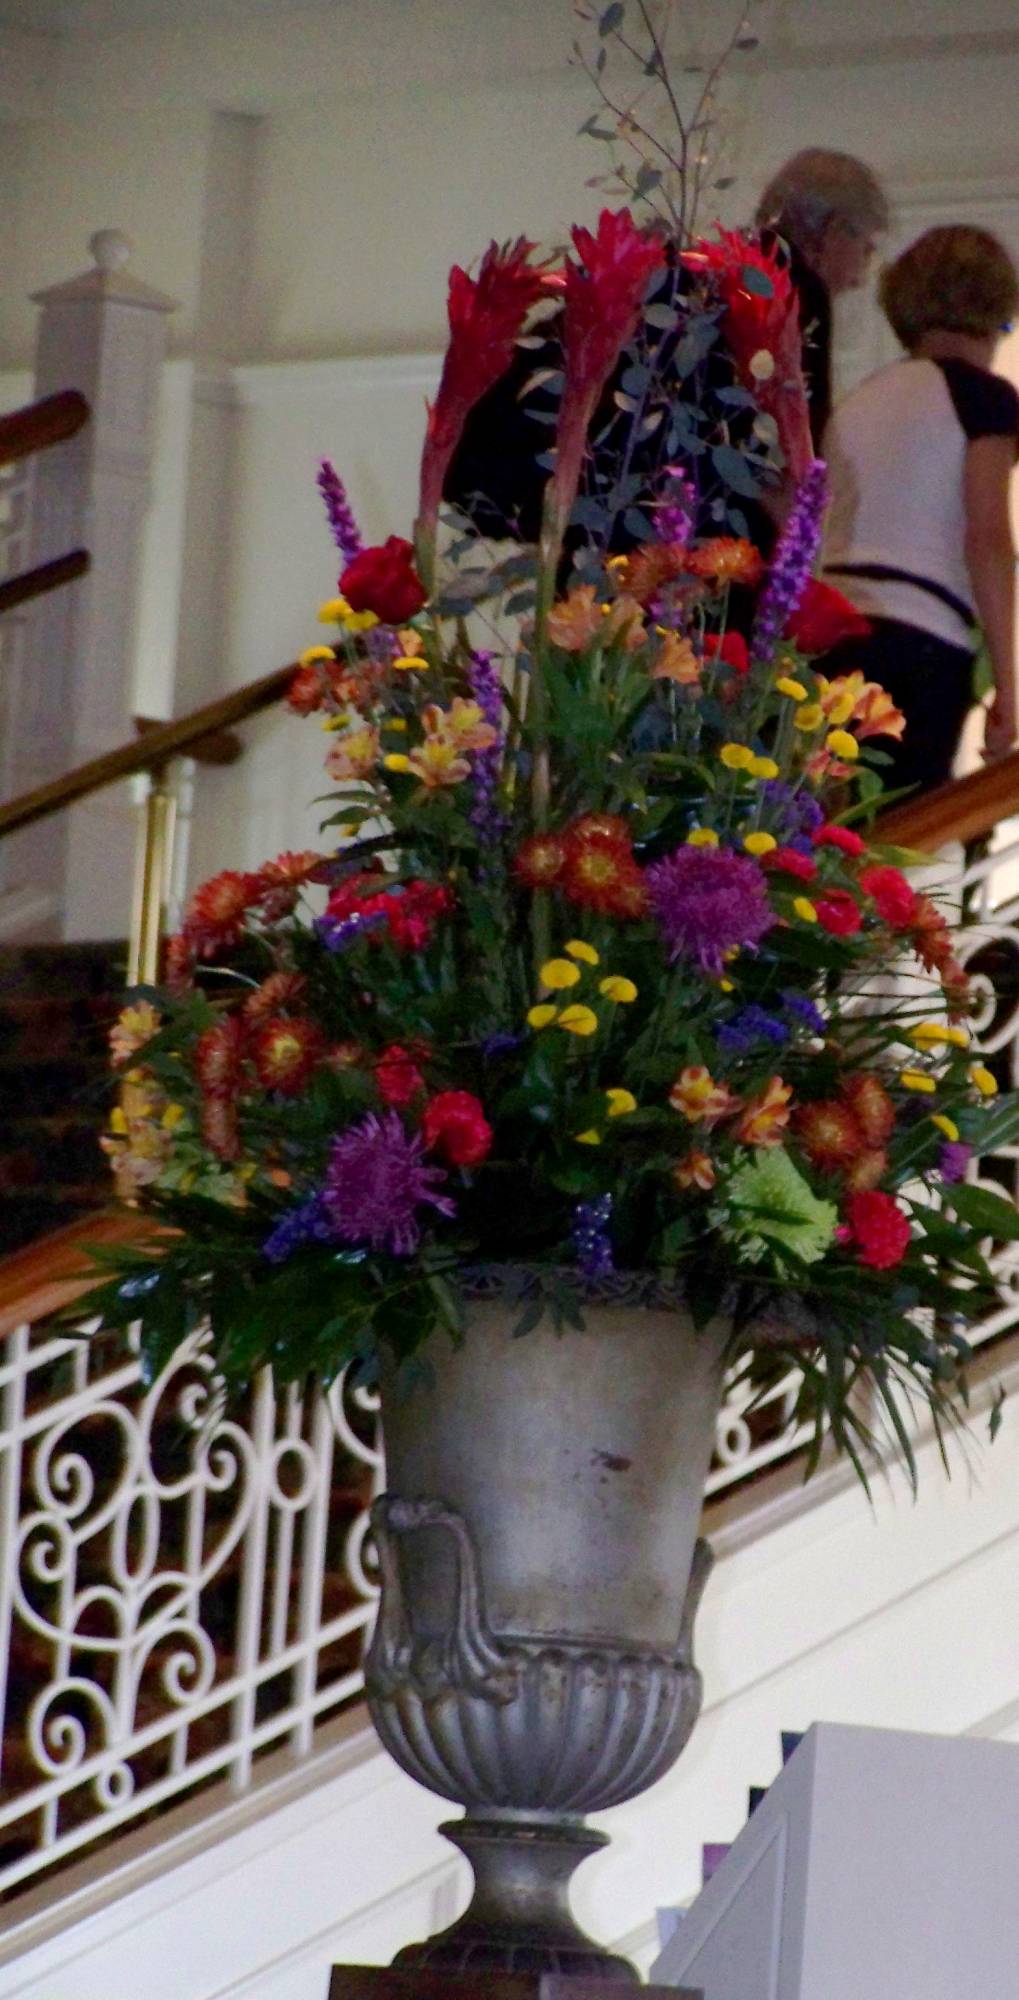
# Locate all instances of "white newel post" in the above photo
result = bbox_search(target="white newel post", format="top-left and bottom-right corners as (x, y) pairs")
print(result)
(7, 229), (177, 941)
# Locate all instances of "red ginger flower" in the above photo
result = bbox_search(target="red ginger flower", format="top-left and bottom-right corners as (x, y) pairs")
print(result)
(553, 209), (667, 533)
(250, 1017), (325, 1095)
(786, 580), (871, 655)
(184, 870), (264, 956)
(859, 864), (918, 929)
(419, 236), (551, 533)
(422, 1090), (493, 1168)
(684, 229), (813, 483)
(195, 1015), (245, 1098)
(202, 1094), (241, 1162)
(843, 1189), (911, 1270)
(376, 1044), (427, 1107)
(341, 537), (426, 625)
(910, 894), (954, 973)
(163, 933), (196, 994)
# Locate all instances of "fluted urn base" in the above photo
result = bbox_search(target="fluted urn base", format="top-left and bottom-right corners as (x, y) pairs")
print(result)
(392, 1815), (638, 1983)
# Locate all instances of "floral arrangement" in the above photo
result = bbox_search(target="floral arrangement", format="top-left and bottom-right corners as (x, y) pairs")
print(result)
(87, 195), (1019, 1482)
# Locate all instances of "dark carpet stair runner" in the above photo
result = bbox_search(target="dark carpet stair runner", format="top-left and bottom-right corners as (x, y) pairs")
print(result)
(0, 940), (126, 1254)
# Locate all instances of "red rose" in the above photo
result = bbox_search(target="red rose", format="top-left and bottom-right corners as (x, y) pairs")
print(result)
(376, 1043), (426, 1107)
(340, 537), (426, 624)
(843, 1189), (911, 1270)
(859, 864), (918, 929)
(422, 1090), (493, 1168)
(703, 632), (750, 675)
(785, 580), (871, 656)
(763, 846), (818, 882)
(814, 823), (866, 858)
(815, 888), (862, 937)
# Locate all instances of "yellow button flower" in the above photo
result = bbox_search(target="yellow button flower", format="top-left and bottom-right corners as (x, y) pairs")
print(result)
(720, 742), (754, 770)
(527, 1003), (558, 1029)
(793, 702), (824, 731)
(932, 1113), (960, 1142)
(557, 1004), (599, 1037)
(342, 607), (380, 634)
(606, 1088), (637, 1117)
(599, 975), (638, 1003)
(299, 644), (336, 667)
(392, 654), (427, 672)
(900, 1069), (937, 1094)
(318, 596), (351, 624)
(910, 1021), (969, 1049)
(384, 717), (409, 732)
(687, 827), (720, 847)
(825, 729), (859, 761)
(161, 1103), (186, 1130)
(970, 1063), (999, 1097)
(109, 1106), (128, 1135)
(743, 831), (777, 857)
(776, 675), (807, 699)
(575, 1128), (602, 1145)
(719, 977), (734, 993)
(566, 939), (600, 965)
(748, 755), (779, 779)
(826, 691), (857, 727)
(540, 957), (582, 990)
(793, 897), (818, 924)
(383, 752), (412, 772)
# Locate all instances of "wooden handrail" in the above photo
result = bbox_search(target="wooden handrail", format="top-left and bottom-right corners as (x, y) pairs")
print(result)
(0, 1210), (161, 1341)
(0, 389), (89, 468)
(0, 660), (297, 837)
(874, 749), (1019, 853)
(0, 547), (90, 616)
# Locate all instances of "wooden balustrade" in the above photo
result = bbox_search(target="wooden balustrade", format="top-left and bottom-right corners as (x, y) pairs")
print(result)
(0, 389), (89, 469)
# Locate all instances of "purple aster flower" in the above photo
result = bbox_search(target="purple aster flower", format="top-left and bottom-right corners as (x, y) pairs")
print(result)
(262, 1191), (336, 1264)
(314, 909), (387, 953)
(572, 1195), (614, 1280)
(750, 458), (828, 667)
(323, 1111), (456, 1256)
(781, 989), (827, 1037)
(481, 1030), (526, 1061)
(654, 467), (696, 547)
(645, 845), (774, 974)
(938, 1141), (973, 1186)
(761, 779), (824, 853)
(716, 1004), (789, 1055)
(317, 459), (363, 564)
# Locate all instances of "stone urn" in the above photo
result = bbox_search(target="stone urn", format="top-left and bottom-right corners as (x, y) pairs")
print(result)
(364, 1283), (729, 1982)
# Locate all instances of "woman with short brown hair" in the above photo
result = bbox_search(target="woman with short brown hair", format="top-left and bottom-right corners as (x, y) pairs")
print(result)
(821, 224), (1019, 790)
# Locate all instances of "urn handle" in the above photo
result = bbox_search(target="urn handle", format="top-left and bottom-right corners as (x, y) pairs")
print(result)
(367, 1494), (519, 1705)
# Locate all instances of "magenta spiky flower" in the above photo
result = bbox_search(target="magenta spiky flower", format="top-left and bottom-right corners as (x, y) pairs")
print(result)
(323, 1111), (455, 1256)
(645, 845), (774, 973)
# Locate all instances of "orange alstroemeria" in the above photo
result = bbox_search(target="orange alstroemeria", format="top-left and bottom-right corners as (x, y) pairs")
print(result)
(674, 1148), (717, 1191)
(406, 734), (472, 788)
(547, 585), (645, 653)
(850, 680), (906, 741)
(324, 724), (380, 782)
(668, 1066), (741, 1128)
(734, 1075), (792, 1147)
(653, 631), (701, 685)
(423, 697), (497, 752)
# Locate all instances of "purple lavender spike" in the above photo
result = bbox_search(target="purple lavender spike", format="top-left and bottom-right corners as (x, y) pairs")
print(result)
(749, 457), (828, 667)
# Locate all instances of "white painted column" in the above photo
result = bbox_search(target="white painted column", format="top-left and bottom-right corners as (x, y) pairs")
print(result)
(4, 229), (176, 941)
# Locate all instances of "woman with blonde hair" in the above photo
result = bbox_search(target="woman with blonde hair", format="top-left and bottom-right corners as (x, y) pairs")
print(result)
(820, 224), (1019, 790)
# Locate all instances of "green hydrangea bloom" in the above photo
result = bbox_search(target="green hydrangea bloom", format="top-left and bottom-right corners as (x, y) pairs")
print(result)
(716, 1148), (838, 1267)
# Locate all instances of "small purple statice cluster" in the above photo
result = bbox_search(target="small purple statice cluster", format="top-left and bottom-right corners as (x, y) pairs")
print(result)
(572, 1195), (614, 1281)
(761, 779), (824, 855)
(780, 989), (827, 1037)
(654, 467), (696, 547)
(466, 650), (508, 858)
(716, 988), (827, 1056)
(262, 1192), (336, 1265)
(314, 909), (387, 954)
(749, 457), (827, 666)
(938, 1141), (973, 1186)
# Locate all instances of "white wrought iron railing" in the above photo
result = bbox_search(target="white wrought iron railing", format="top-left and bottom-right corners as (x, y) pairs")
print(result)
(2, 824), (1019, 1897)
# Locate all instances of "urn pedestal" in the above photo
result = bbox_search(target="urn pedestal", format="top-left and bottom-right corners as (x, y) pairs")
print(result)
(364, 1291), (728, 1983)
(328, 1966), (703, 1999)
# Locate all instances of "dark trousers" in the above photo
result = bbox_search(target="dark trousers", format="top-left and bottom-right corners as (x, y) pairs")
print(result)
(818, 616), (975, 796)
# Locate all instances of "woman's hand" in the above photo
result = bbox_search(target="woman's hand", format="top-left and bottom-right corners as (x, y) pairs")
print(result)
(983, 692), (1018, 762)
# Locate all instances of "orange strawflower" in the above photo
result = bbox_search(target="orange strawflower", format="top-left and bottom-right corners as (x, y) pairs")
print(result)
(243, 972), (308, 1023)
(684, 538), (765, 588)
(626, 541), (690, 606)
(250, 1017), (325, 1095)
(514, 834), (567, 888)
(841, 1072), (894, 1147)
(794, 1099), (864, 1172)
